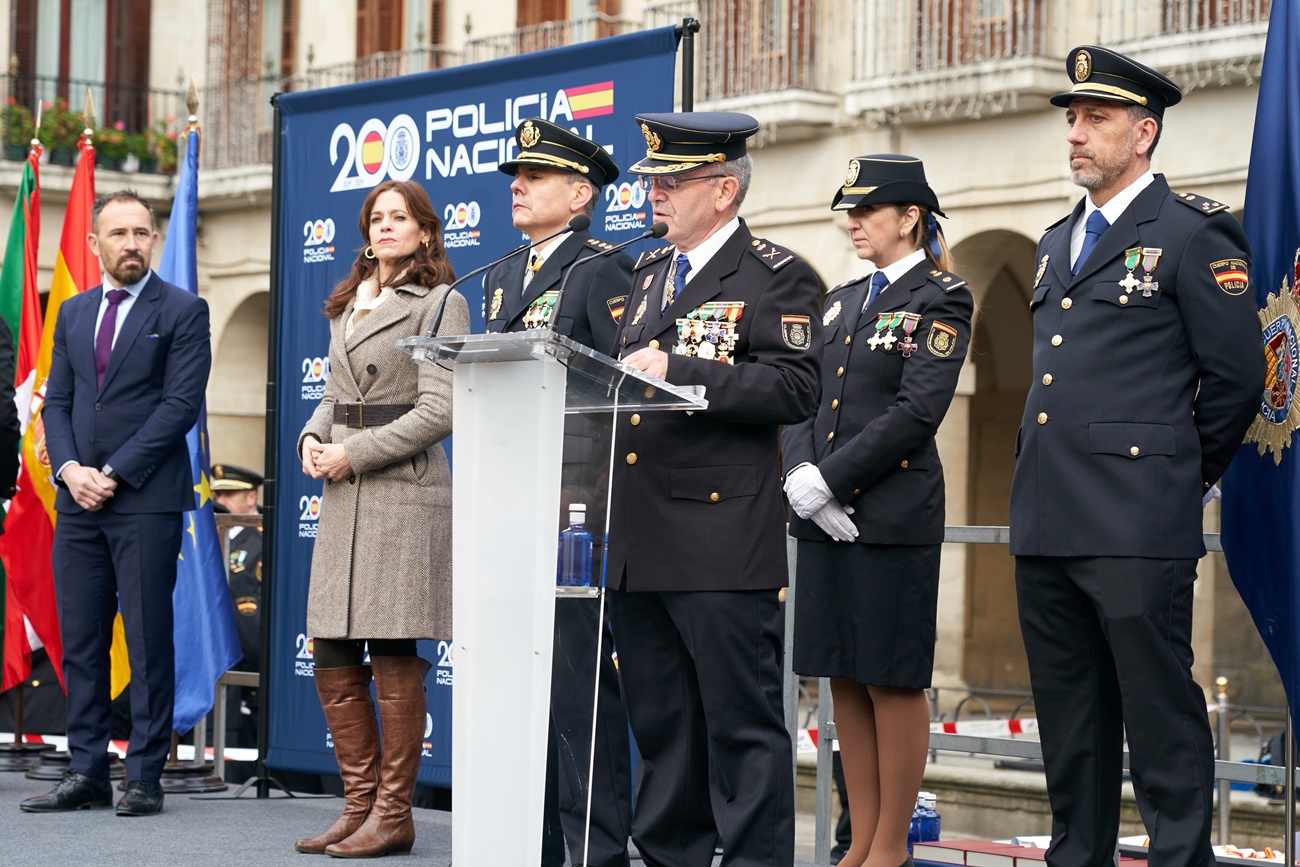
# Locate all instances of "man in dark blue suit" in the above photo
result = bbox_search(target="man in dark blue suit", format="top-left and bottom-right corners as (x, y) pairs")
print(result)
(19, 191), (211, 817)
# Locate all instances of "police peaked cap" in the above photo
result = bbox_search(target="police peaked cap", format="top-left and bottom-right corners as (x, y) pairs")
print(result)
(211, 464), (264, 491)
(831, 154), (944, 215)
(498, 118), (620, 188)
(628, 112), (759, 177)
(1051, 45), (1183, 118)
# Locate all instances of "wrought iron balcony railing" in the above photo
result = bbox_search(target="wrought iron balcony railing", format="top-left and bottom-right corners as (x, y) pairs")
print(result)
(462, 16), (638, 65)
(645, 0), (828, 101)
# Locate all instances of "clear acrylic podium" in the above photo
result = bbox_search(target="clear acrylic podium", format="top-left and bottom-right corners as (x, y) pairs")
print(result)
(397, 330), (707, 866)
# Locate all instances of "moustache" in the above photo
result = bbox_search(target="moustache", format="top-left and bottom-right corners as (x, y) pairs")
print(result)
(1070, 149), (1093, 161)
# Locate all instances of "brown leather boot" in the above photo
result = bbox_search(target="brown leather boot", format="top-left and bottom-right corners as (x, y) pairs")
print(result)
(295, 665), (379, 854)
(325, 656), (428, 858)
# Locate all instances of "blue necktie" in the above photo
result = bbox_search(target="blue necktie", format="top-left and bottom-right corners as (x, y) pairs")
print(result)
(1074, 210), (1110, 276)
(863, 270), (889, 310)
(665, 253), (691, 312)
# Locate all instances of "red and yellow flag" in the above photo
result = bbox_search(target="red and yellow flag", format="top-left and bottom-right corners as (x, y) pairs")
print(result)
(0, 143), (63, 691)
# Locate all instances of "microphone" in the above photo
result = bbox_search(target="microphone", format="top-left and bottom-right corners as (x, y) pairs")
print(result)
(424, 214), (592, 337)
(547, 221), (669, 337)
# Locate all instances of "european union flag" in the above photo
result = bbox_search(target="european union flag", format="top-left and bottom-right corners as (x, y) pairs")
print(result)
(1221, 0), (1300, 724)
(159, 127), (242, 733)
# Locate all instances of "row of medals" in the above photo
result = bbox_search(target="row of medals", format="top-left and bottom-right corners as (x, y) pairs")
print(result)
(869, 311), (923, 356)
(522, 291), (559, 329)
(673, 301), (746, 364)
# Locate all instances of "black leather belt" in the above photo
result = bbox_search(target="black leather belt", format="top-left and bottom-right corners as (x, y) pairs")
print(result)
(333, 403), (414, 428)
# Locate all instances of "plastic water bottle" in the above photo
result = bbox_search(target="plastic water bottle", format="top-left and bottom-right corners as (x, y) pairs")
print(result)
(557, 504), (593, 587)
(907, 794), (923, 853)
(919, 792), (941, 842)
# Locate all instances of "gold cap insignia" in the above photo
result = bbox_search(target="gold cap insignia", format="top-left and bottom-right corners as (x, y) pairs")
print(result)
(213, 466), (224, 479)
(519, 121), (541, 149)
(641, 123), (661, 153)
(845, 159), (860, 187)
(1075, 49), (1092, 83)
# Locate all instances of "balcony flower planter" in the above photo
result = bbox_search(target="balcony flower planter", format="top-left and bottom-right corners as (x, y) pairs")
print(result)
(49, 147), (74, 166)
(4, 144), (27, 161)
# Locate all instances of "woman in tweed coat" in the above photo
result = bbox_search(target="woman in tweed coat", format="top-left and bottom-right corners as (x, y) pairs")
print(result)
(294, 179), (468, 859)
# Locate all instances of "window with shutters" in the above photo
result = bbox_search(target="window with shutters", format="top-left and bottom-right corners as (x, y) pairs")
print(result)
(105, 0), (151, 130)
(516, 0), (567, 26)
(357, 0), (405, 58)
(281, 0), (297, 78)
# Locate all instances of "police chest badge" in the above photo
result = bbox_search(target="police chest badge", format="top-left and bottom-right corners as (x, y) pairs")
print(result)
(927, 321), (958, 357)
(1243, 247), (1300, 465)
(782, 315), (812, 351)
(1033, 255), (1049, 290)
(488, 287), (504, 321)
(823, 300), (842, 327)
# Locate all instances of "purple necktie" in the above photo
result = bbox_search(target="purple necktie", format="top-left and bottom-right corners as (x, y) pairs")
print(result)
(95, 288), (130, 388)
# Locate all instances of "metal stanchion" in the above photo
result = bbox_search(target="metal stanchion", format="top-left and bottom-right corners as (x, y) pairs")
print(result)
(814, 679), (834, 865)
(1215, 676), (1231, 844)
(1288, 710), (1295, 867)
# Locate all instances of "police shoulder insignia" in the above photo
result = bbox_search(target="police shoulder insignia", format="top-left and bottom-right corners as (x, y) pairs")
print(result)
(586, 237), (614, 251)
(831, 277), (866, 294)
(927, 321), (959, 357)
(781, 315), (812, 350)
(928, 270), (968, 293)
(748, 238), (796, 271)
(1210, 259), (1249, 296)
(635, 245), (672, 269)
(1173, 191), (1231, 215)
(607, 295), (628, 323)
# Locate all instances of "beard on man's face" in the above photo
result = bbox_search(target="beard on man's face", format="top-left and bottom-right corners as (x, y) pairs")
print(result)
(107, 253), (147, 285)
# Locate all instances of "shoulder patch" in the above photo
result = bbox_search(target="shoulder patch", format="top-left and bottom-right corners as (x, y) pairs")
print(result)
(1172, 191), (1232, 216)
(926, 268), (968, 293)
(747, 237), (797, 271)
(634, 245), (673, 270)
(585, 237), (616, 252)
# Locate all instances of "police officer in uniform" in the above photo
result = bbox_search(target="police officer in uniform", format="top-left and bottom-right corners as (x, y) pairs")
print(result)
(486, 118), (635, 867)
(211, 463), (263, 778)
(1009, 47), (1265, 867)
(608, 112), (822, 867)
(784, 155), (972, 867)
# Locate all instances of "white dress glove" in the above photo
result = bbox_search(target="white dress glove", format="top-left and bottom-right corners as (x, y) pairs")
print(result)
(811, 501), (858, 543)
(784, 463), (834, 520)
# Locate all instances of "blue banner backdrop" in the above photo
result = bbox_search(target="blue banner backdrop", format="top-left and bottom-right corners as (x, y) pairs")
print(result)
(267, 27), (679, 786)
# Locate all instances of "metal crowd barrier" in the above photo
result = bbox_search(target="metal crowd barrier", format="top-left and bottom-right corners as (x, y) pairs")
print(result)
(783, 527), (1296, 865)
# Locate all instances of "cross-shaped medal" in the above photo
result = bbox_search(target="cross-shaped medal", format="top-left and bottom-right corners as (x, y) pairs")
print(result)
(868, 331), (887, 350)
(1118, 272), (1142, 294)
(899, 335), (918, 357)
(1140, 277), (1159, 298)
(881, 330), (898, 351)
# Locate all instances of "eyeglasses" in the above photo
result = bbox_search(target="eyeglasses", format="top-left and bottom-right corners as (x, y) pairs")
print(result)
(637, 174), (728, 192)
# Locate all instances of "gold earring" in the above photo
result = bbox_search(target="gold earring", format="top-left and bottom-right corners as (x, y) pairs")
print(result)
(423, 238), (431, 249)
(364, 246), (375, 259)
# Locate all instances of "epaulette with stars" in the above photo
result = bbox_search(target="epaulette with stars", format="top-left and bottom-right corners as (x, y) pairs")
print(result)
(927, 268), (968, 293)
(634, 245), (673, 270)
(747, 238), (797, 271)
(1172, 191), (1232, 215)
(585, 237), (616, 252)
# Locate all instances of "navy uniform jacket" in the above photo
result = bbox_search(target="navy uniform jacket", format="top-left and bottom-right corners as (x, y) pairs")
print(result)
(226, 522), (263, 672)
(44, 273), (211, 514)
(484, 229), (634, 357)
(607, 220), (822, 593)
(1009, 175), (1264, 559)
(784, 261), (973, 545)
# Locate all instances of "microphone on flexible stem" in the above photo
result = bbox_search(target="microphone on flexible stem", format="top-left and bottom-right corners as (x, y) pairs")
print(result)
(546, 221), (669, 337)
(424, 213), (592, 337)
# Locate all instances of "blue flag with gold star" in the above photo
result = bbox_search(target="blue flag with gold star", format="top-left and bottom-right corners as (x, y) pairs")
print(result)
(159, 126), (242, 733)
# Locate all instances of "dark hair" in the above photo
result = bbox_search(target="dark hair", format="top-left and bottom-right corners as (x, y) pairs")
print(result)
(1127, 104), (1162, 158)
(91, 190), (155, 232)
(324, 180), (457, 319)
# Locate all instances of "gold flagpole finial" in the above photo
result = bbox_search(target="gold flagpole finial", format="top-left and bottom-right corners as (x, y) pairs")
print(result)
(31, 102), (43, 151)
(82, 88), (96, 141)
(185, 77), (201, 133)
